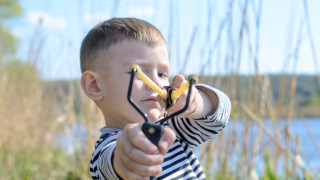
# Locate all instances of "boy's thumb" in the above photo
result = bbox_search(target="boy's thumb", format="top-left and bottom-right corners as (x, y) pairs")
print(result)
(172, 74), (185, 88)
(158, 127), (176, 154)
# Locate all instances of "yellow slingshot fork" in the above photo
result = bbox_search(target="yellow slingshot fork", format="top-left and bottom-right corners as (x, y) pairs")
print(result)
(130, 64), (198, 102)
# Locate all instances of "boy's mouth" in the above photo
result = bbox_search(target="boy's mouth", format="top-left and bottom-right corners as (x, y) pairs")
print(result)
(144, 96), (158, 102)
(142, 94), (162, 109)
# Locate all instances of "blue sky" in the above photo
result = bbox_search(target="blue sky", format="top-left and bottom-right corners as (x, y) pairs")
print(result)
(7, 0), (320, 79)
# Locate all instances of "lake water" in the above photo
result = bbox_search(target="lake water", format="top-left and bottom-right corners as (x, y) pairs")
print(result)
(224, 117), (320, 176)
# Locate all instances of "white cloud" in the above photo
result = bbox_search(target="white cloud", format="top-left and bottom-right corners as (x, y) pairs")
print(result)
(128, 7), (155, 17)
(83, 13), (110, 23)
(26, 11), (67, 29)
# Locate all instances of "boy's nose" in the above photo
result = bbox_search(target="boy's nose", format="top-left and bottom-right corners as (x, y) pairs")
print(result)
(146, 72), (162, 90)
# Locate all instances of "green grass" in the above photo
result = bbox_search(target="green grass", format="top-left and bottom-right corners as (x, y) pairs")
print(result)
(310, 95), (320, 105)
(0, 146), (87, 180)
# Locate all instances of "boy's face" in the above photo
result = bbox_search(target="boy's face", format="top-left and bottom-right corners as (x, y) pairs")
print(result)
(95, 40), (170, 128)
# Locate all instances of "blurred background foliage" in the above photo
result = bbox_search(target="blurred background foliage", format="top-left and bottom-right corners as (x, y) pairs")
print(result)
(0, 0), (22, 55)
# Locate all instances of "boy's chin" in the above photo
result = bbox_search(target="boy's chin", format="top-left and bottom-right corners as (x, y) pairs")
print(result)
(146, 110), (161, 122)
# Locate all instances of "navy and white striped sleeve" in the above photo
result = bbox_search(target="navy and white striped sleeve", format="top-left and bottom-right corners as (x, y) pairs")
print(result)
(90, 133), (121, 180)
(167, 84), (231, 148)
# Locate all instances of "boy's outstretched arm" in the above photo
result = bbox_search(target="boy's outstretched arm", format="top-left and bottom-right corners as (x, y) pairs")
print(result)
(163, 74), (231, 148)
(112, 123), (176, 179)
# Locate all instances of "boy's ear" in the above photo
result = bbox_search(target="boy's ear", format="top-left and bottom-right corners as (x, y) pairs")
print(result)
(81, 71), (103, 101)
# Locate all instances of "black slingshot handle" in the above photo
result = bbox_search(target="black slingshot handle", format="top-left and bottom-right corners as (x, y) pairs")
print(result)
(142, 123), (162, 180)
(142, 122), (163, 146)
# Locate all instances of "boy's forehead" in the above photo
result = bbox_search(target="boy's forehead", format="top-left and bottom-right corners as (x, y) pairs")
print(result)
(104, 40), (169, 60)
(92, 40), (170, 73)
(108, 39), (168, 51)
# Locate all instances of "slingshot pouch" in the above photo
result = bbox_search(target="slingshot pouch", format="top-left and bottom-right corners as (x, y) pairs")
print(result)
(162, 86), (176, 110)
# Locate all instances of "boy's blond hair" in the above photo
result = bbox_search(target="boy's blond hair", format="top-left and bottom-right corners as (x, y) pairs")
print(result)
(80, 18), (168, 73)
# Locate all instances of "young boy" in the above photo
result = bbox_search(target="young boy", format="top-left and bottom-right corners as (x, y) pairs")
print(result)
(80, 18), (231, 180)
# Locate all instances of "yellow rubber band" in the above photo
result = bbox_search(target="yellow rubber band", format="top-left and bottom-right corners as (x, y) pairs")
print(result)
(171, 82), (189, 101)
(130, 64), (168, 99)
(171, 75), (198, 101)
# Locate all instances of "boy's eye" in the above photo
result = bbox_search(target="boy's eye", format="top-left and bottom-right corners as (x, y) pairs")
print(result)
(158, 72), (169, 78)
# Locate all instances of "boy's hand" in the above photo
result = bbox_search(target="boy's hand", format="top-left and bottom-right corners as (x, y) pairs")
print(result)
(113, 123), (175, 179)
(167, 74), (217, 119)
(167, 74), (201, 119)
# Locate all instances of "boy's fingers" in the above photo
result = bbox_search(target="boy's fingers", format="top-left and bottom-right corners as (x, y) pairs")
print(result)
(122, 143), (163, 165)
(158, 127), (176, 154)
(167, 95), (186, 113)
(114, 123), (164, 178)
(115, 158), (155, 180)
(121, 153), (162, 177)
(168, 86), (198, 116)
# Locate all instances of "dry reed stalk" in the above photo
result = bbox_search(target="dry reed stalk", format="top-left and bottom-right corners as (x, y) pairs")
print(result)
(214, 74), (221, 90)
(197, 0), (214, 82)
(174, 1), (181, 74)
(282, 16), (303, 172)
(265, 78), (282, 173)
(301, 116), (320, 157)
(284, 74), (297, 177)
(199, 125), (232, 177)
(199, 0), (229, 81)
(259, 75), (282, 173)
(180, 26), (198, 74)
(242, 117), (250, 178)
(293, 136), (301, 175)
(302, 0), (320, 94)
(223, 131), (233, 177)
(259, 75), (269, 117)
(250, 126), (263, 179)
(204, 141), (215, 177)
(253, 0), (263, 103)
(277, 74), (287, 115)
(246, 75), (254, 105)
(167, 0), (174, 61)
(219, 131), (232, 177)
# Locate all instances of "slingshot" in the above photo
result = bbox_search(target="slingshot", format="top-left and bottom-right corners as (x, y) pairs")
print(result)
(127, 64), (198, 179)
(128, 64), (197, 145)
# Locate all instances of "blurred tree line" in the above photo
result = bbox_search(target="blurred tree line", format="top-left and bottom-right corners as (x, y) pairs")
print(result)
(210, 74), (320, 117)
(0, 0), (22, 57)
(48, 74), (320, 119)
(223, 75), (320, 106)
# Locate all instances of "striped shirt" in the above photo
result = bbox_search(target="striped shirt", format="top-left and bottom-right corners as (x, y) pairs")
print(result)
(90, 85), (231, 180)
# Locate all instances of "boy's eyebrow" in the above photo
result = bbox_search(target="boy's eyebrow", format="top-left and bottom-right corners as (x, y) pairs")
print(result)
(158, 62), (170, 72)
(122, 61), (149, 69)
(123, 61), (170, 71)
